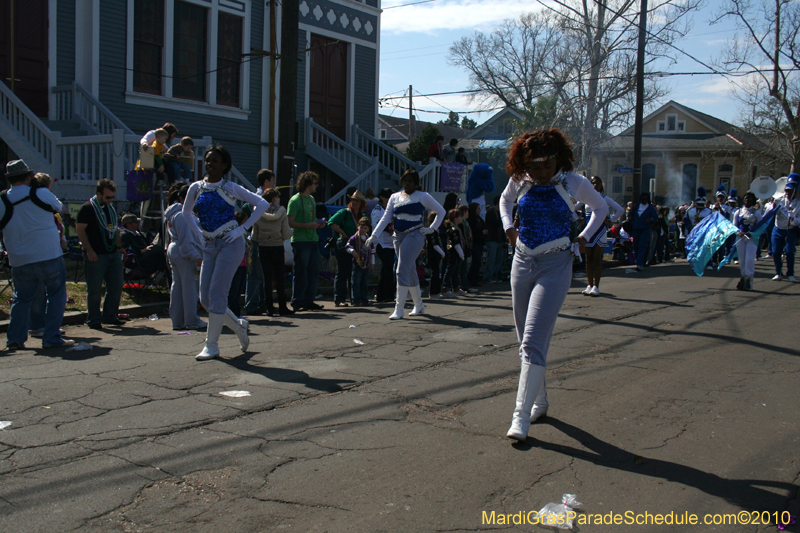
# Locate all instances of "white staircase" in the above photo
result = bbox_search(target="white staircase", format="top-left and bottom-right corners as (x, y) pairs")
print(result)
(0, 81), (254, 201)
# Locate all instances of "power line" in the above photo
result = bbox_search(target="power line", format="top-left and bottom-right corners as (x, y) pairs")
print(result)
(383, 0), (437, 10)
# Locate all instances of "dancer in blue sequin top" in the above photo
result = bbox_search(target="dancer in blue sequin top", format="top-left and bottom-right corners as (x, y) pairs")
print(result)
(498, 129), (608, 442)
(182, 145), (268, 361)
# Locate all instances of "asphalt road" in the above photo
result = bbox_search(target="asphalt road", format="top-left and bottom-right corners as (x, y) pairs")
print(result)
(1, 258), (798, 533)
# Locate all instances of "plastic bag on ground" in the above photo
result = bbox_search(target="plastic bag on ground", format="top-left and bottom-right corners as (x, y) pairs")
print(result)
(65, 342), (93, 352)
(538, 494), (582, 530)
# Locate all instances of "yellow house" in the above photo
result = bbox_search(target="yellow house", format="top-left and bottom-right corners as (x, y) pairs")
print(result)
(591, 101), (791, 207)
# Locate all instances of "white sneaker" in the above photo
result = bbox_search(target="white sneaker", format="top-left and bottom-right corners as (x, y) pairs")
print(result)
(456, 289), (468, 295)
(589, 286), (600, 297)
(789, 276), (797, 282)
(442, 290), (453, 297)
(582, 285), (592, 295)
(467, 288), (479, 293)
(772, 274), (782, 281)
(430, 293), (443, 299)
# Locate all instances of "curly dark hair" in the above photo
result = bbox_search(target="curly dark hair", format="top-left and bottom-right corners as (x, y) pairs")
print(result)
(505, 129), (575, 178)
(401, 169), (421, 190)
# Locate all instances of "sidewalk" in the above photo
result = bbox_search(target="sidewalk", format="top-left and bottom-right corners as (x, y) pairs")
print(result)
(0, 259), (798, 532)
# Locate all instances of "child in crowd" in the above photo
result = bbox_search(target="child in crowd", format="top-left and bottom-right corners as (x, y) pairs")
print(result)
(346, 217), (374, 306)
(162, 136), (195, 183)
(151, 128), (169, 179)
(227, 211), (249, 318)
(457, 204), (475, 293)
(442, 209), (466, 296)
(425, 211), (445, 299)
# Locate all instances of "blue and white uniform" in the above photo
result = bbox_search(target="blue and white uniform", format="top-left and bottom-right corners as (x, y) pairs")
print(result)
(372, 190), (445, 287)
(499, 171), (606, 440)
(578, 195), (623, 248)
(183, 179), (268, 359)
(733, 205), (762, 284)
(371, 189), (446, 319)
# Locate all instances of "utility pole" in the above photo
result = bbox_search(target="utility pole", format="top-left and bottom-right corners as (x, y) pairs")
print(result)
(277, 0), (299, 196)
(632, 0), (647, 202)
(408, 84), (413, 142)
(268, 0), (278, 170)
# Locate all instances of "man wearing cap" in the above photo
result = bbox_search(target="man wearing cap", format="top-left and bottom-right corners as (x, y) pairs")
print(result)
(771, 173), (800, 282)
(121, 213), (167, 272)
(0, 160), (72, 349)
(371, 188), (396, 303)
(76, 179), (126, 330)
(683, 196), (712, 234)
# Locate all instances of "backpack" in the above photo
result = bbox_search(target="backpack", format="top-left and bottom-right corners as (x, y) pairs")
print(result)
(0, 185), (56, 230)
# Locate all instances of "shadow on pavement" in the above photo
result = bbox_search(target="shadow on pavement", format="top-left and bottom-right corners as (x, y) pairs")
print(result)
(219, 351), (356, 393)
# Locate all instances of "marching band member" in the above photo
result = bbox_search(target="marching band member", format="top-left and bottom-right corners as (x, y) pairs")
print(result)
(771, 174), (800, 282)
(733, 191), (762, 290)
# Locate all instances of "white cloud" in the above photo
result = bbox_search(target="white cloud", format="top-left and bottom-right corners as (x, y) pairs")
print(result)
(381, 0), (544, 34)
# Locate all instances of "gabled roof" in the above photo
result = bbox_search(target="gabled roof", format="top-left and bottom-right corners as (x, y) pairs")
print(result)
(378, 114), (469, 143)
(609, 100), (770, 153)
(467, 107), (523, 139)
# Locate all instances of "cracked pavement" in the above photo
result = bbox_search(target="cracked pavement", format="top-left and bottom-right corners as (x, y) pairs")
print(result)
(1, 260), (799, 532)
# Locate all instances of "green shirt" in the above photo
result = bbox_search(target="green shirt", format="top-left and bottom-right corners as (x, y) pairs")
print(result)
(328, 207), (358, 239)
(287, 193), (319, 242)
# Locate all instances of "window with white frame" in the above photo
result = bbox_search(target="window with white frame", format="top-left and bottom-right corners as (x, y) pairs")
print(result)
(130, 0), (250, 112)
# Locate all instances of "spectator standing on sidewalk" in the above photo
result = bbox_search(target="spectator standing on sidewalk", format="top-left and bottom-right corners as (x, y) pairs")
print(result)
(243, 169), (277, 315)
(483, 196), (506, 283)
(1, 160), (72, 349)
(251, 188), (294, 316)
(287, 171), (327, 312)
(329, 190), (366, 307)
(467, 202), (487, 286)
(371, 188), (396, 303)
(76, 179), (126, 330)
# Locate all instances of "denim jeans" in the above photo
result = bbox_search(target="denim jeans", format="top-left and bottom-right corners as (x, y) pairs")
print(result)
(84, 252), (123, 327)
(352, 266), (369, 304)
(164, 161), (193, 182)
(375, 244), (396, 302)
(483, 241), (504, 282)
(468, 243), (484, 285)
(772, 226), (796, 276)
(334, 247), (353, 304)
(632, 229), (649, 268)
(29, 280), (46, 332)
(8, 256), (68, 346)
(244, 243), (264, 311)
(291, 241), (320, 307)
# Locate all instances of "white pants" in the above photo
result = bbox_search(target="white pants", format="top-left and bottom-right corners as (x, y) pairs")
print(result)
(167, 243), (204, 328)
(199, 236), (246, 314)
(736, 238), (757, 277)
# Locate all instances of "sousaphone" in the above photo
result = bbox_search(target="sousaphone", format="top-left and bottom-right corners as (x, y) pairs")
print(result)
(774, 176), (788, 199)
(750, 176), (777, 200)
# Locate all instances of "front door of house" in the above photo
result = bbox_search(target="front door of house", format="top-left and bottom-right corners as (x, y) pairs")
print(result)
(0, 0), (49, 118)
(309, 34), (347, 140)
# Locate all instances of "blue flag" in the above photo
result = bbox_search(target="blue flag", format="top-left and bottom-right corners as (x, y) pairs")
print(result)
(717, 205), (779, 269)
(686, 211), (738, 276)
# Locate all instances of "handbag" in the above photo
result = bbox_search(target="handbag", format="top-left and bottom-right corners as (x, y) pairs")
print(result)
(126, 169), (154, 202)
(324, 235), (339, 250)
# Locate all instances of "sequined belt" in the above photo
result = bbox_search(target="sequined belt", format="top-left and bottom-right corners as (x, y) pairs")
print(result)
(516, 236), (572, 257)
(202, 219), (238, 240)
(395, 223), (423, 235)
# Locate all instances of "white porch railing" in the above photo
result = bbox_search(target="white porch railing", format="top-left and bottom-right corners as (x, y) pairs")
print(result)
(351, 124), (420, 180)
(306, 117), (372, 176)
(326, 162), (380, 207)
(0, 80), (55, 166)
(52, 82), (135, 135)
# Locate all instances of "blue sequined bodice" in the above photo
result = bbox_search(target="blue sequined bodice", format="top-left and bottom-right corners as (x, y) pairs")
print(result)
(194, 186), (235, 232)
(517, 185), (572, 250)
(393, 201), (426, 233)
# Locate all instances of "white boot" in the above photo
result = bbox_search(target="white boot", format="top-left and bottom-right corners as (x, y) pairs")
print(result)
(196, 312), (224, 360)
(224, 308), (250, 352)
(390, 286), (409, 320)
(408, 285), (425, 316)
(507, 363), (546, 441)
(529, 376), (548, 423)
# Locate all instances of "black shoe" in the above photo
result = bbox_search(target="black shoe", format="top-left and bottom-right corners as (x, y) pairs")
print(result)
(6, 342), (22, 351)
(265, 307), (277, 317)
(308, 303), (324, 310)
(244, 308), (263, 316)
(102, 319), (127, 326)
(88, 323), (103, 330)
(278, 306), (295, 316)
(292, 305), (307, 312)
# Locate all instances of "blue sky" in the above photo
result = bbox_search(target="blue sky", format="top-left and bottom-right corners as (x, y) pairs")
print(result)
(378, 0), (745, 129)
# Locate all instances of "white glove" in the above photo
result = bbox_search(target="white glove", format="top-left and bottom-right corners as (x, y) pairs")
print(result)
(419, 227), (434, 235)
(455, 244), (465, 261)
(223, 225), (246, 243)
(434, 245), (445, 257)
(365, 235), (375, 249)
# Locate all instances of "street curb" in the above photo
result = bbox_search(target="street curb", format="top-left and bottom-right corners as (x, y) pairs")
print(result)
(0, 301), (168, 334)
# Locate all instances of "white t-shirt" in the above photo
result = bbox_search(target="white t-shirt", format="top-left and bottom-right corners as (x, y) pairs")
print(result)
(0, 185), (63, 267)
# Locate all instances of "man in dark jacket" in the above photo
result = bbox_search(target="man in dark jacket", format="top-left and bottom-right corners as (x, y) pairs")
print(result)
(630, 193), (658, 271)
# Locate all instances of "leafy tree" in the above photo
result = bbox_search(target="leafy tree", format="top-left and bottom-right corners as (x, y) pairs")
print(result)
(437, 111), (460, 127)
(461, 116), (478, 130)
(715, 0), (800, 172)
(406, 124), (441, 163)
(449, 2), (701, 168)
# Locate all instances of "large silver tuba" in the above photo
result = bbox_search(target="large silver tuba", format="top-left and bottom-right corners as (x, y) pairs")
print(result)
(750, 176), (777, 200)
